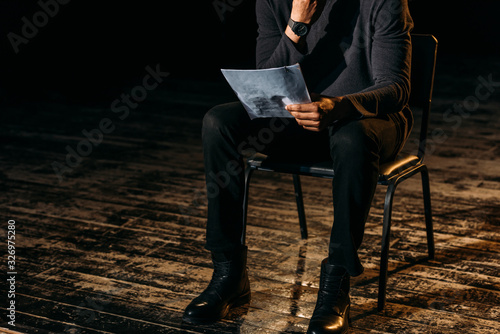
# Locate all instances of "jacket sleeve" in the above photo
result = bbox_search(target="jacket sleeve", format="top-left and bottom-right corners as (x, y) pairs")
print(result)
(255, 0), (307, 69)
(346, 0), (414, 117)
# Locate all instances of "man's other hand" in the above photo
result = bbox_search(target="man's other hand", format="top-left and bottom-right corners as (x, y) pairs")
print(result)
(286, 94), (357, 132)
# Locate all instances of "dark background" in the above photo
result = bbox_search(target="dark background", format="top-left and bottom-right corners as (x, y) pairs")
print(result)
(0, 0), (498, 105)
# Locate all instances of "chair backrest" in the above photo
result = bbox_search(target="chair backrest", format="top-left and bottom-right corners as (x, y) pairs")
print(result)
(408, 34), (438, 160)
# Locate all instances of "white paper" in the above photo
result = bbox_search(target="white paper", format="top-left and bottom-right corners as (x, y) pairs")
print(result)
(221, 64), (311, 119)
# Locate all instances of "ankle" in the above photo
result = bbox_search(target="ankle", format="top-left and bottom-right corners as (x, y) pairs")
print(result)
(212, 251), (233, 262)
(212, 246), (247, 262)
(324, 258), (349, 276)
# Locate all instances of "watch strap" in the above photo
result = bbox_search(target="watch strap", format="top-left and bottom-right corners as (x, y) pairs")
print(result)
(288, 18), (309, 36)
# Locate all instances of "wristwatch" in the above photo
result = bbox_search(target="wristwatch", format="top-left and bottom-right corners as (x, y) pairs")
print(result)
(288, 18), (310, 37)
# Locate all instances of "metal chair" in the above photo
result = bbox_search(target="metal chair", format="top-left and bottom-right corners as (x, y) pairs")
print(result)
(242, 34), (438, 311)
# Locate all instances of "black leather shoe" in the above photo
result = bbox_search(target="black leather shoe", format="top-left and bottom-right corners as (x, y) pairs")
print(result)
(307, 258), (351, 334)
(182, 246), (251, 324)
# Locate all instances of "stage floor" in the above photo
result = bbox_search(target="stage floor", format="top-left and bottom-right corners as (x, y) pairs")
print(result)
(1, 54), (499, 333)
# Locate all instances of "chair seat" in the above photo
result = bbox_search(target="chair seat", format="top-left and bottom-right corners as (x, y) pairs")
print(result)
(247, 153), (335, 178)
(379, 153), (421, 182)
(247, 153), (421, 182)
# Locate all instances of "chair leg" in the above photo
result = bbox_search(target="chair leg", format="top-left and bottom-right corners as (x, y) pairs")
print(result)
(241, 167), (254, 246)
(292, 174), (308, 239)
(421, 166), (435, 259)
(378, 182), (397, 311)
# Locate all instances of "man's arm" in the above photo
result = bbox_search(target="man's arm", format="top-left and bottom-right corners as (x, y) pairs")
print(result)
(288, 0), (413, 130)
(345, 0), (413, 117)
(285, 0), (322, 46)
(256, 0), (325, 69)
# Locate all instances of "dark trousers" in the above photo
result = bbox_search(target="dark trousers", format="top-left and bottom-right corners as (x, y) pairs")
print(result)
(202, 101), (409, 277)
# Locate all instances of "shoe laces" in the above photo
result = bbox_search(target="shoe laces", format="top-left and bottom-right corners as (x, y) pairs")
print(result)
(317, 271), (349, 307)
(206, 260), (232, 291)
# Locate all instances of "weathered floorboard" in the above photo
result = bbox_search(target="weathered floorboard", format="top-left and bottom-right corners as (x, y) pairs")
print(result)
(1, 55), (500, 333)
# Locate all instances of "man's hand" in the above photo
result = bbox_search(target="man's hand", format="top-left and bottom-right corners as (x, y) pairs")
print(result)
(286, 0), (325, 44)
(286, 95), (357, 132)
(290, 0), (324, 24)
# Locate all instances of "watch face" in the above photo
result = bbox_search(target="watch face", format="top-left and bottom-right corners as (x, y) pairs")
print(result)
(295, 23), (308, 36)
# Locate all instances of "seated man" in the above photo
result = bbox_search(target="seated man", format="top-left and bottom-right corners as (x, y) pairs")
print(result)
(183, 0), (414, 333)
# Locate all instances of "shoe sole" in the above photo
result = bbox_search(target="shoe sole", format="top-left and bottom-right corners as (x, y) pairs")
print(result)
(182, 291), (251, 325)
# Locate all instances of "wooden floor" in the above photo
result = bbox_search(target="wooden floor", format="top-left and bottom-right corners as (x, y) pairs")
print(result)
(1, 54), (500, 334)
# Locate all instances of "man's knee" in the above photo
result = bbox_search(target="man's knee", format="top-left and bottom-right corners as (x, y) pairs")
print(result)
(330, 120), (378, 159)
(202, 102), (247, 140)
(203, 105), (225, 135)
(202, 102), (250, 138)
